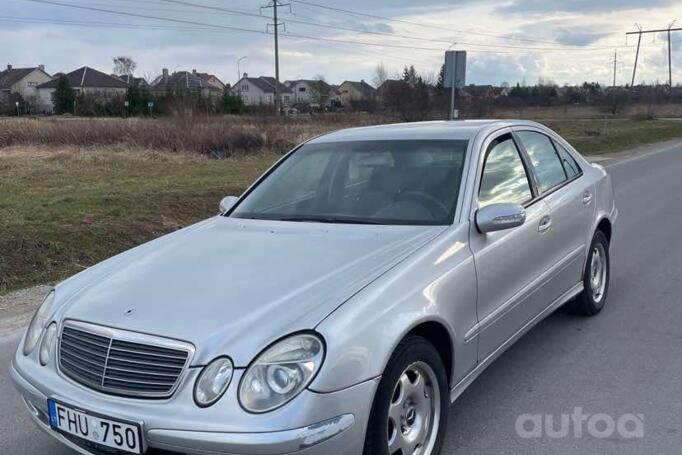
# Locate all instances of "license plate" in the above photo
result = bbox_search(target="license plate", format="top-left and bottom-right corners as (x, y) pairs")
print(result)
(48, 399), (143, 454)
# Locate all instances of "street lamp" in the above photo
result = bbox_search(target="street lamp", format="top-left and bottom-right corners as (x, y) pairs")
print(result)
(237, 56), (247, 83)
(15, 101), (20, 116)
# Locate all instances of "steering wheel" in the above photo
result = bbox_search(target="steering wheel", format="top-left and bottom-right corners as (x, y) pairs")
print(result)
(396, 190), (450, 220)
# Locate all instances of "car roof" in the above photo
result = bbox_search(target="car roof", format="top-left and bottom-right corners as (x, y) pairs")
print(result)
(308, 119), (549, 143)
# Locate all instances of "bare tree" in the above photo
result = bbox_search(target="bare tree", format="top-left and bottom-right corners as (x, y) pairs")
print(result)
(372, 62), (388, 89)
(113, 56), (137, 76)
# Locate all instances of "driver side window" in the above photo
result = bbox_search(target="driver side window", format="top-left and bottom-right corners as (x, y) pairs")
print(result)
(479, 135), (533, 208)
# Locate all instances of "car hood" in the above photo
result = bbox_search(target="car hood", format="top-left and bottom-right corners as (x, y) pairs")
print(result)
(56, 216), (445, 366)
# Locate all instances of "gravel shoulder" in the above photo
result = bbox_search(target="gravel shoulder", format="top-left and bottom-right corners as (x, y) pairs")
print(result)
(0, 285), (52, 336)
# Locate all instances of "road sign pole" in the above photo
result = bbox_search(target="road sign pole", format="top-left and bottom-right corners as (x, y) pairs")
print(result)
(445, 50), (465, 120)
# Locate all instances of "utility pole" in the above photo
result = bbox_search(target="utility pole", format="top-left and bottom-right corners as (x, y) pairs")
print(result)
(262, 1), (290, 115)
(627, 23), (681, 88)
(630, 24), (642, 87)
(668, 20), (677, 90)
(612, 50), (618, 87)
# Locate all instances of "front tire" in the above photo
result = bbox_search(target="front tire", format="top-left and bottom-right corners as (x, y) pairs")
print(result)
(568, 230), (610, 316)
(364, 336), (449, 455)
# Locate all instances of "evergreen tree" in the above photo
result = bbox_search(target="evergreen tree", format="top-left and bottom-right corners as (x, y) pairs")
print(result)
(436, 64), (445, 90)
(51, 76), (76, 114)
(222, 92), (246, 114)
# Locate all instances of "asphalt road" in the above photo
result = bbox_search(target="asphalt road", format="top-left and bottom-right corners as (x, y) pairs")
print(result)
(2, 141), (682, 454)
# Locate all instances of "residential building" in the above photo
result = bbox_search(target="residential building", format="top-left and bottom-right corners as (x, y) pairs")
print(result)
(149, 69), (224, 97)
(115, 74), (148, 88)
(285, 79), (334, 107)
(191, 70), (226, 93)
(0, 64), (53, 112)
(338, 80), (376, 104)
(231, 74), (292, 106)
(37, 66), (127, 113)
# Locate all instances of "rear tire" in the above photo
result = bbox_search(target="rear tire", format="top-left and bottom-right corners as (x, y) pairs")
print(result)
(363, 336), (449, 455)
(567, 230), (610, 316)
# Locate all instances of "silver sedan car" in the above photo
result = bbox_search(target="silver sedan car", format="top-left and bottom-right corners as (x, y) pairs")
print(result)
(12, 120), (616, 455)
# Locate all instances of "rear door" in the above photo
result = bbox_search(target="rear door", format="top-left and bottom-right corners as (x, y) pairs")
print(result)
(513, 129), (594, 300)
(470, 131), (553, 361)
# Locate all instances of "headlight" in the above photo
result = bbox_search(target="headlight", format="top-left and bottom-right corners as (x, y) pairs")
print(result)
(194, 357), (234, 407)
(23, 290), (55, 356)
(39, 323), (58, 366)
(239, 333), (325, 413)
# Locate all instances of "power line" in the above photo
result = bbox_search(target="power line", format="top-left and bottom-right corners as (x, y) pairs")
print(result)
(25, 0), (273, 34)
(289, 0), (609, 47)
(156, 0), (456, 45)
(158, 0), (632, 52)
(0, 15), (225, 31)
(27, 0), (647, 55)
(19, 1), (657, 57)
(151, 0), (628, 52)
(21, 0), (446, 51)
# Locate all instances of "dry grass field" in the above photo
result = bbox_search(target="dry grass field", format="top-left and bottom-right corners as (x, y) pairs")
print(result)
(1, 110), (681, 293)
(0, 114), (391, 156)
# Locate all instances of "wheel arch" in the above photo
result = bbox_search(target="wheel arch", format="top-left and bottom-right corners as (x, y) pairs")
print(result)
(596, 217), (612, 244)
(401, 320), (455, 388)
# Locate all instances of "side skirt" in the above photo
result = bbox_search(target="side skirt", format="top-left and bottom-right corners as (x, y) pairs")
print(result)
(449, 282), (583, 403)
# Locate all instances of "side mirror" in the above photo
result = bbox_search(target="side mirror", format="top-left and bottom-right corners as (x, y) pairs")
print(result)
(476, 203), (526, 233)
(219, 196), (239, 214)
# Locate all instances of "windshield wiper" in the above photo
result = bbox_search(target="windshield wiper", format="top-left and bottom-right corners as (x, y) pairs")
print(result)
(275, 215), (385, 225)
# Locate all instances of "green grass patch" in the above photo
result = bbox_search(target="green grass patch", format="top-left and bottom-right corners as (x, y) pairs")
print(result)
(0, 147), (276, 293)
(546, 119), (682, 155)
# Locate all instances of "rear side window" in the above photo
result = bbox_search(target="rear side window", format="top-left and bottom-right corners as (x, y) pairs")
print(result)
(479, 135), (533, 208)
(516, 131), (567, 192)
(554, 141), (581, 178)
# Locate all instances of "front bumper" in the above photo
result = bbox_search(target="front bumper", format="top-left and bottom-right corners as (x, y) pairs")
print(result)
(11, 343), (378, 455)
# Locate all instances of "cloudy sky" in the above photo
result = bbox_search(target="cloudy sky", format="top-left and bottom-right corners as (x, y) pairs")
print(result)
(2, 0), (680, 87)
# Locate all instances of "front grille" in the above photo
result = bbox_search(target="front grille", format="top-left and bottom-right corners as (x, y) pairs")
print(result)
(62, 433), (184, 455)
(58, 322), (192, 399)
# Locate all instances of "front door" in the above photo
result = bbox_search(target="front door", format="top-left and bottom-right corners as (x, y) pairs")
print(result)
(470, 132), (553, 361)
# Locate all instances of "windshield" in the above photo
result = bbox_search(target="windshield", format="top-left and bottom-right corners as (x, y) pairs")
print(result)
(230, 140), (469, 225)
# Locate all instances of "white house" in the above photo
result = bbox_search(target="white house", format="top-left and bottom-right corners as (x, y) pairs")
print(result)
(231, 74), (292, 106)
(0, 64), (53, 113)
(284, 79), (335, 107)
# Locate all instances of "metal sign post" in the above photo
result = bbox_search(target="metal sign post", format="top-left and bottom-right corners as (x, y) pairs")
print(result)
(444, 50), (466, 120)
(147, 101), (154, 116)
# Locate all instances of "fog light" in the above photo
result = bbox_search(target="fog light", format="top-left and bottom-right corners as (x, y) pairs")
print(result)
(194, 357), (234, 407)
(39, 323), (57, 366)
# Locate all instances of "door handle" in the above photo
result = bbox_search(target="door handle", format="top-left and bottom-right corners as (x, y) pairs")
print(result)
(538, 215), (552, 233)
(582, 191), (593, 205)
